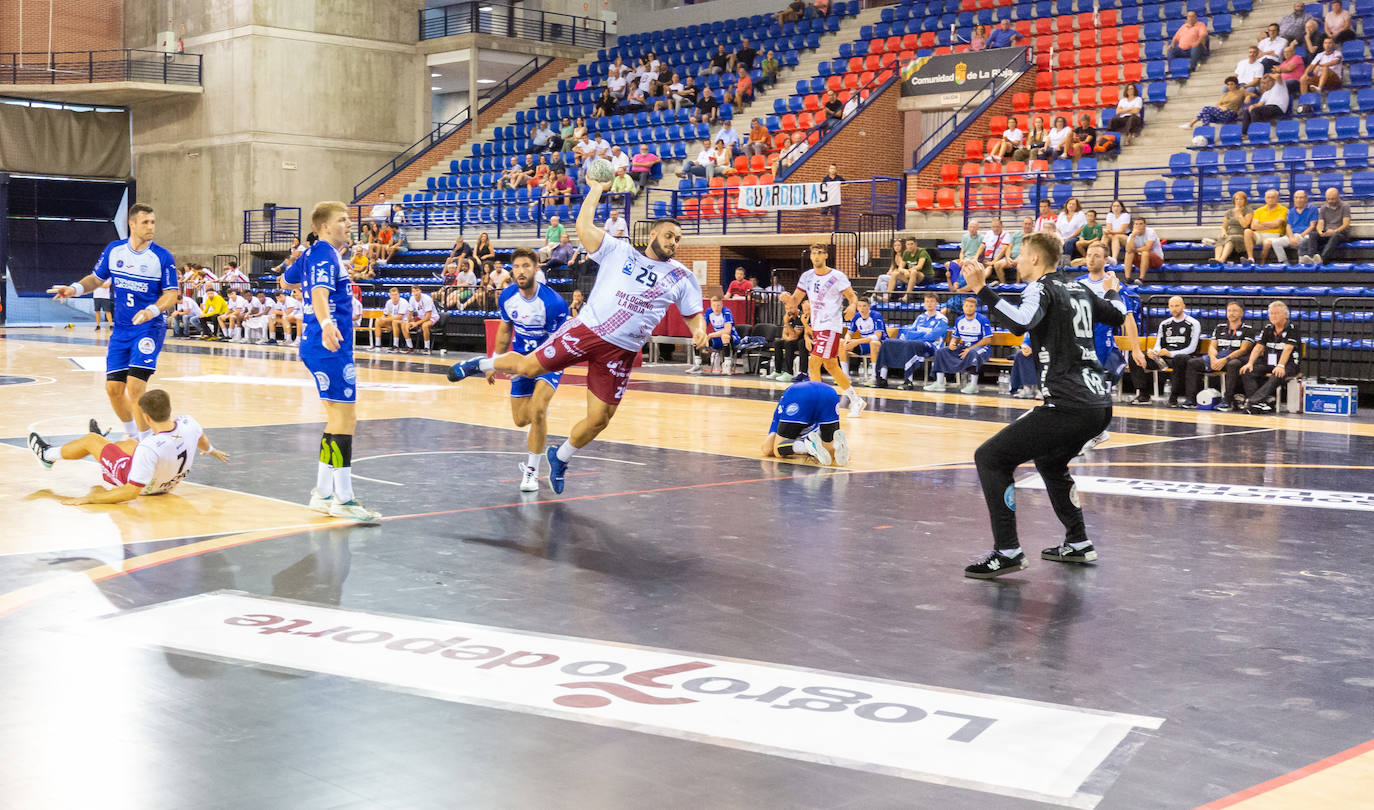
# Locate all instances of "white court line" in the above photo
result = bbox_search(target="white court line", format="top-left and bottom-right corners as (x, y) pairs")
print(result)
(0, 517), (348, 559)
(352, 450), (647, 466)
(0, 374), (55, 387)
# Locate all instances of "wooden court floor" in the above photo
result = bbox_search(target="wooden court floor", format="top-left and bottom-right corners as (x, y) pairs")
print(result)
(1, 325), (1373, 810)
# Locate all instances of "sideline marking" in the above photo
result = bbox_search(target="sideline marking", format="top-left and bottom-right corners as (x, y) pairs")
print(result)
(163, 373), (451, 392)
(1018, 476), (1374, 511)
(1195, 737), (1374, 809)
(80, 591), (1163, 809)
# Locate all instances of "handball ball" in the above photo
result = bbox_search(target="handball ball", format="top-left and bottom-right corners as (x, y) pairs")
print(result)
(587, 159), (615, 184)
(1191, 135), (1207, 148)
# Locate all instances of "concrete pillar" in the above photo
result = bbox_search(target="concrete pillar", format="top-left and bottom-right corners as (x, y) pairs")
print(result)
(469, 47), (480, 141)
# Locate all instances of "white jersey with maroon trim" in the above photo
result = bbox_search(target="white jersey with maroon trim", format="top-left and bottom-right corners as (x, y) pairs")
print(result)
(796, 267), (852, 332)
(582, 235), (703, 351)
(129, 415), (205, 495)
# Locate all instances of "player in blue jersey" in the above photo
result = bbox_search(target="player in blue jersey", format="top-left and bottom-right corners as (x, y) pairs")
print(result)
(281, 201), (381, 522)
(842, 297), (885, 382)
(761, 380), (850, 466)
(484, 247), (570, 492)
(49, 203), (179, 441)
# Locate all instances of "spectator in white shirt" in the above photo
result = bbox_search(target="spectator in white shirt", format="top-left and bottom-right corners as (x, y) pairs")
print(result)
(607, 72), (628, 99)
(980, 217), (1012, 268)
(608, 145), (630, 173)
(373, 287), (412, 353)
(222, 261), (250, 293)
(1301, 38), (1344, 93)
(1240, 74), (1290, 129)
(1235, 45), (1265, 89)
(678, 140), (719, 179)
(1123, 217), (1165, 283)
(1056, 197), (1088, 259)
(593, 135), (612, 157)
(989, 116), (1023, 162)
(604, 209), (628, 238)
(1256, 24), (1287, 71)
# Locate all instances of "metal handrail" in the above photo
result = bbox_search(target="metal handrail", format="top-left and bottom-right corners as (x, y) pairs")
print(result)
(0, 49), (202, 86)
(352, 56), (549, 203)
(909, 46), (1030, 174)
(419, 1), (607, 47)
(242, 207), (302, 245)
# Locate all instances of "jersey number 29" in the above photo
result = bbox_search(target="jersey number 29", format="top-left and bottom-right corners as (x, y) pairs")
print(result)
(634, 267), (659, 287)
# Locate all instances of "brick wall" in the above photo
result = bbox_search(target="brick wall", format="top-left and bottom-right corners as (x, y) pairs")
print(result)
(365, 57), (576, 203)
(906, 68), (1039, 206)
(784, 84), (905, 185)
(0, 0), (123, 53)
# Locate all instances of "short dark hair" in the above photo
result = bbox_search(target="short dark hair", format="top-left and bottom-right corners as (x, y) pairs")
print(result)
(1226, 299), (1243, 310)
(1022, 232), (1062, 268)
(511, 247), (539, 265)
(138, 389), (172, 423)
(650, 217), (680, 231)
(128, 203), (154, 220)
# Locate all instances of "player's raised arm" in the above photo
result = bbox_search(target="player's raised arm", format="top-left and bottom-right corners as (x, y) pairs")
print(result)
(576, 178), (608, 255)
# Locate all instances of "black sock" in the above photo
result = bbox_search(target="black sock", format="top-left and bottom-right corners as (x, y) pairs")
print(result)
(333, 433), (353, 467)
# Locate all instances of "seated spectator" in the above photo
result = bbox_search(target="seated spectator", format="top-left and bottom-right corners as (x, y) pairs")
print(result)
(812, 0), (831, 16)
(725, 268), (755, 299)
(199, 286), (227, 339)
(1235, 45), (1265, 91)
(543, 232), (579, 271)
(770, 303), (808, 379)
(989, 115), (1023, 162)
(741, 118), (771, 157)
(1123, 217), (1164, 283)
(620, 85), (649, 113)
(674, 76), (698, 111)
(695, 87), (720, 124)
(1181, 301), (1255, 408)
(1302, 38), (1343, 93)
(1268, 189), (1316, 263)
(526, 154), (551, 189)
(1256, 23), (1287, 72)
(593, 88), (617, 118)
(573, 135), (597, 166)
(1105, 84), (1144, 145)
(604, 209), (629, 238)
(474, 231), (495, 272)
(1301, 18), (1326, 64)
(1240, 74), (1289, 129)
(559, 116), (575, 143)
(678, 140), (720, 178)
(688, 296), (739, 374)
(1009, 334), (1040, 398)
(1324, 0), (1356, 44)
(1033, 199), (1058, 236)
(221, 260), (250, 294)
(1056, 197), (1087, 258)
(1313, 186), (1352, 262)
(1279, 1), (1315, 40)
(1127, 295), (1201, 405)
(969, 24), (989, 51)
(710, 139), (734, 172)
(987, 18), (1023, 49)
(957, 220), (983, 272)
(730, 38), (758, 73)
(980, 217), (1012, 277)
(760, 50), (781, 85)
(172, 293), (202, 338)
(822, 90), (844, 127)
(442, 260), (477, 309)
(1238, 301), (1301, 413)
(549, 170), (576, 205)
(992, 217), (1033, 284)
(875, 293), (949, 388)
(778, 0), (807, 24)
(707, 45), (730, 77)
(1077, 209), (1104, 256)
(498, 156), (529, 189)
(734, 67), (755, 104)
(1213, 190), (1254, 263)
(1038, 115), (1074, 161)
(900, 237), (934, 290)
(715, 120), (741, 154)
(528, 120), (558, 154)
(926, 296), (993, 394)
(607, 144), (631, 175)
(1277, 41), (1305, 97)
(629, 144), (660, 191)
(1104, 199), (1131, 263)
(610, 165), (637, 195)
(1071, 113), (1097, 158)
(1183, 76), (1247, 128)
(776, 131), (808, 171)
(592, 133), (611, 157)
(1024, 115), (1048, 156)
(538, 216), (566, 261)
(1170, 11), (1210, 72)
(843, 298), (885, 377)
(569, 289), (585, 319)
(1245, 189), (1289, 261)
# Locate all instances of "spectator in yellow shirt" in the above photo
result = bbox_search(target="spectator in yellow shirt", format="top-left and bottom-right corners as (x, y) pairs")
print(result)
(1244, 189), (1288, 264)
(199, 288), (228, 340)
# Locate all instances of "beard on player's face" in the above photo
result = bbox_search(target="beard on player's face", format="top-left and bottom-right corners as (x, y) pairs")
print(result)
(649, 235), (675, 260)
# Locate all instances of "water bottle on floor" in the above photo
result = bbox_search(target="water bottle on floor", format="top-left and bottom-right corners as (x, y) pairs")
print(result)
(998, 370), (1010, 394)
(1162, 379), (1172, 402)
(710, 351), (722, 374)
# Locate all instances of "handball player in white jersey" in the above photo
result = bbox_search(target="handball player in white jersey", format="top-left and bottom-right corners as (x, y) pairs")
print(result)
(448, 177), (708, 493)
(28, 389), (229, 506)
(787, 243), (865, 417)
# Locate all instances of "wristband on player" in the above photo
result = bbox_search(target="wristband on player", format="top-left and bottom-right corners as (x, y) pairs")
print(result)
(320, 318), (336, 328)
(67, 282), (85, 296)
(143, 304), (161, 318)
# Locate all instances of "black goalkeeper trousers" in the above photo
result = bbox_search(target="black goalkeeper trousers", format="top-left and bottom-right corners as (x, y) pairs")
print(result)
(974, 404), (1112, 552)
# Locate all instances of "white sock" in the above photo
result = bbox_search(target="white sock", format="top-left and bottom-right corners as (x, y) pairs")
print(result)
(42, 446), (61, 463)
(478, 358), (495, 372)
(316, 462), (334, 496)
(1000, 547), (1023, 557)
(333, 466), (354, 503)
(556, 440), (576, 462)
(1067, 540), (1091, 550)
(121, 420), (138, 438)
(527, 452), (542, 471)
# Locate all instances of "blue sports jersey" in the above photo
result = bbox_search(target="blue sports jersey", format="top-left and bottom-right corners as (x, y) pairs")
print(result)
(499, 283), (570, 354)
(951, 313), (993, 348)
(705, 306), (736, 335)
(285, 241), (351, 348)
(900, 311), (949, 343)
(91, 239), (177, 328)
(769, 380), (842, 435)
(1078, 272), (1142, 365)
(848, 311), (885, 338)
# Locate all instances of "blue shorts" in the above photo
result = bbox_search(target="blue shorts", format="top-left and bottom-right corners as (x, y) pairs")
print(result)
(106, 322), (165, 375)
(301, 344), (357, 403)
(768, 381), (841, 435)
(510, 370), (562, 398)
(849, 340), (874, 356)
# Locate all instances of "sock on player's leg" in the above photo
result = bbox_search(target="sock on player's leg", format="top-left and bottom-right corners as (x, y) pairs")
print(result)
(42, 446), (61, 463)
(122, 420), (138, 438)
(317, 434), (336, 496)
(331, 434), (355, 502)
(478, 358), (495, 372)
(556, 439), (576, 462)
(527, 452), (542, 470)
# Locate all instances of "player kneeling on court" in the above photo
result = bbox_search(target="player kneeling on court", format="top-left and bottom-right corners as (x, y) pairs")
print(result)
(28, 389), (229, 505)
(762, 380), (850, 466)
(484, 247), (570, 492)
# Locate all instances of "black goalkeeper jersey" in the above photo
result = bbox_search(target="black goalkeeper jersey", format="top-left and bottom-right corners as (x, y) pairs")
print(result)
(1211, 322), (1256, 358)
(978, 272), (1127, 409)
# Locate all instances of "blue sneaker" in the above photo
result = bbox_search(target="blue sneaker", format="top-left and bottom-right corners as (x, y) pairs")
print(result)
(447, 357), (484, 382)
(546, 446), (568, 494)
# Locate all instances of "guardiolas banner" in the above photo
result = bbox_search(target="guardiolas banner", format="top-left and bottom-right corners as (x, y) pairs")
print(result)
(737, 181), (842, 211)
(899, 47), (1029, 97)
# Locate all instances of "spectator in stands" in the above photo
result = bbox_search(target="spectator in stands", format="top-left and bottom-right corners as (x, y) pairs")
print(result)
(569, 289), (585, 319)
(900, 237), (934, 290)
(1269, 189), (1317, 263)
(969, 24), (989, 51)
(1071, 113), (1097, 158)
(374, 222), (397, 263)
(695, 87), (720, 124)
(592, 133), (611, 158)
(875, 293), (948, 388)
(1039, 115), (1075, 161)
(1183, 76), (1247, 129)
(715, 120), (741, 154)
(172, 293), (201, 338)
(604, 209), (628, 239)
(730, 38), (758, 73)
(1324, 0), (1356, 44)
(778, 0), (807, 24)
(656, 74), (682, 111)
(1213, 190), (1254, 263)
(1128, 295), (1201, 406)
(1279, 1), (1315, 40)
(474, 232), (495, 272)
(1123, 217), (1164, 284)
(1256, 24), (1287, 73)
(1033, 199), (1058, 236)
(875, 240), (908, 301)
(1055, 197), (1087, 258)
(1301, 38), (1344, 92)
(812, 0), (832, 17)
(498, 156), (529, 190)
(528, 121), (557, 154)
(1170, 11), (1211, 72)
(991, 216), (1033, 284)
(544, 232), (578, 272)
(1314, 186), (1352, 262)
(572, 135), (594, 167)
(551, 170), (577, 205)
(1241, 74), (1290, 128)
(629, 145), (660, 191)
(987, 18), (1023, 49)
(527, 154), (551, 189)
(607, 144), (630, 175)
(957, 220), (983, 270)
(1235, 45), (1265, 90)
(1300, 18), (1326, 64)
(710, 139), (734, 172)
(442, 258), (477, 310)
(980, 218), (1011, 280)
(777, 131), (809, 172)
(1180, 300), (1256, 409)
(1077, 209), (1104, 256)
(927, 296), (993, 394)
(594, 88), (617, 118)
(1277, 41), (1306, 97)
(760, 50), (781, 85)
(676, 77), (699, 111)
(726, 267), (755, 299)
(621, 85), (649, 113)
(539, 216), (566, 261)
(734, 68), (755, 104)
(1245, 189), (1289, 262)
(822, 90), (844, 128)
(610, 166), (637, 196)
(1106, 84), (1144, 145)
(742, 119), (771, 158)
(679, 140), (717, 179)
(988, 115), (1023, 162)
(707, 45), (731, 76)
(1238, 300), (1301, 413)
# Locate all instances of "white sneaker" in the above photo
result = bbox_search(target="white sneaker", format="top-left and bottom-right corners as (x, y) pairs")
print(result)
(308, 488), (334, 514)
(329, 499), (383, 522)
(848, 395), (866, 418)
(961, 379), (980, 394)
(1076, 430), (1111, 459)
(796, 434), (831, 465)
(831, 429), (850, 466)
(924, 380), (947, 392)
(519, 463), (540, 492)
(685, 364), (703, 375)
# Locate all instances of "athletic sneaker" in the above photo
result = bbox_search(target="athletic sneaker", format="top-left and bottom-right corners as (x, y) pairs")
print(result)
(963, 550), (1028, 579)
(308, 488), (334, 514)
(1130, 392), (1151, 405)
(1178, 398), (1197, 409)
(1215, 400), (1232, 412)
(1248, 400), (1275, 414)
(89, 418), (109, 436)
(685, 364), (703, 375)
(924, 379), (947, 392)
(848, 395), (866, 418)
(546, 447), (569, 494)
(831, 428), (850, 466)
(330, 499), (382, 522)
(874, 376), (888, 389)
(960, 379), (980, 394)
(795, 434), (831, 465)
(1081, 430), (1110, 454)
(28, 432), (53, 470)
(447, 357), (484, 382)
(773, 372), (792, 381)
(519, 462), (540, 492)
(1041, 541), (1098, 563)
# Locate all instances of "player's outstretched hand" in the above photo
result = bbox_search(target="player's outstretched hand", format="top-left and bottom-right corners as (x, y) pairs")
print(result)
(1131, 349), (1147, 369)
(585, 178), (611, 195)
(203, 448), (230, 463)
(47, 284), (76, 300)
(131, 308), (153, 325)
(691, 328), (709, 350)
(960, 259), (988, 289)
(322, 321), (343, 352)
(484, 370), (496, 386)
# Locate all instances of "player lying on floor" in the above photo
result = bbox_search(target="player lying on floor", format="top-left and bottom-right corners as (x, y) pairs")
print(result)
(761, 380), (851, 466)
(28, 389), (229, 506)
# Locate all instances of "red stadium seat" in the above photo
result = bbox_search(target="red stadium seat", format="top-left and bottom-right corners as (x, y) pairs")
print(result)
(919, 31), (937, 48)
(1012, 92), (1030, 113)
(838, 89), (853, 104)
(935, 188), (962, 209)
(759, 173), (774, 185)
(740, 174), (759, 186)
(1002, 185), (1025, 209)
(1058, 50), (1078, 69)
(1033, 18), (1052, 36)
(1120, 26), (1140, 44)
(1100, 27), (1119, 47)
(879, 52), (898, 68)
(901, 34), (920, 51)
(953, 44), (971, 54)
(773, 132), (789, 149)
(1078, 87), (1099, 107)
(1100, 84), (1120, 106)
(1055, 71), (1075, 89)
(1076, 48), (1098, 67)
(863, 54), (881, 71)
(1122, 61), (1143, 83)
(859, 70), (876, 86)
(1121, 42), (1141, 63)
(1100, 9), (1118, 27)
(708, 176), (725, 196)
(961, 161), (982, 182)
(1036, 72), (1053, 90)
(877, 68), (894, 84)
(733, 156), (749, 172)
(807, 132), (820, 146)
(1054, 88), (1074, 108)
(1035, 51), (1053, 70)
(1003, 160), (1028, 181)
(869, 38), (885, 54)
(1032, 90), (1052, 110)
(1014, 20), (1031, 37)
(750, 154), (767, 172)
(797, 112), (814, 129)
(699, 197), (719, 218)
(897, 50), (915, 63)
(843, 72), (860, 89)
(1028, 159), (1050, 174)
(681, 198), (699, 218)
(725, 175), (741, 188)
(884, 36), (901, 53)
(935, 46), (952, 55)
(1078, 28), (1097, 49)
(912, 188), (935, 209)
(1076, 12), (1094, 30)
(1057, 32), (1076, 52)
(803, 93), (820, 111)
(964, 139), (984, 161)
(989, 114), (1008, 133)
(826, 75), (843, 92)
(1033, 34), (1053, 52)
(780, 113), (798, 131)
(1055, 14), (1075, 32)
(1076, 67), (1096, 86)
(847, 56), (863, 73)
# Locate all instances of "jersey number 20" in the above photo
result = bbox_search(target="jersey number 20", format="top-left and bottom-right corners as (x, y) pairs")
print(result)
(1069, 298), (1093, 339)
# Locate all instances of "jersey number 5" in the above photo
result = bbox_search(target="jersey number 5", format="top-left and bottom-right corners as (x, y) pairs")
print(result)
(1069, 298), (1093, 339)
(126, 292), (136, 309)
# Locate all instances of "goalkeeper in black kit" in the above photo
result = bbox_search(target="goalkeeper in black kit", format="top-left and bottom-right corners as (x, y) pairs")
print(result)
(957, 233), (1145, 580)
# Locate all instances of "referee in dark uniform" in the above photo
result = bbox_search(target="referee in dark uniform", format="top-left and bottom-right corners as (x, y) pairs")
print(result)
(958, 234), (1145, 579)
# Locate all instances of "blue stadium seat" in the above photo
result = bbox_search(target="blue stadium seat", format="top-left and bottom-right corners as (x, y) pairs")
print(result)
(1227, 176), (1251, 198)
(1212, 13), (1232, 34)
(1252, 147), (1276, 171)
(1334, 115), (1361, 139)
(1246, 123), (1270, 144)
(1341, 41), (1366, 63)
(1348, 64), (1371, 87)
(1256, 174), (1281, 195)
(1192, 125), (1215, 145)
(1196, 150), (1219, 174)
(1168, 153), (1192, 176)
(1146, 81), (1167, 103)
(1171, 178), (1195, 202)
(1218, 124), (1243, 146)
(1167, 58), (1191, 78)
(1144, 179), (1167, 204)
(1357, 88), (1374, 111)
(1220, 150), (1247, 173)
(1326, 92), (1352, 115)
(1346, 143), (1370, 167)
(1352, 172), (1374, 198)
(1305, 117), (1330, 140)
(1312, 143), (1339, 168)
(1077, 157), (1098, 180)
(1201, 176), (1224, 202)
(1280, 145), (1307, 169)
(1317, 172), (1344, 194)
(1292, 173), (1314, 195)
(1274, 120), (1301, 143)
(1145, 60), (1167, 81)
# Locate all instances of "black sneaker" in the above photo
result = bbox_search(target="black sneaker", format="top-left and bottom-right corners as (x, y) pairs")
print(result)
(1178, 398), (1196, 409)
(1248, 400), (1274, 414)
(874, 376), (888, 389)
(1167, 397), (1180, 408)
(1131, 392), (1151, 405)
(28, 432), (53, 470)
(898, 380), (916, 391)
(1214, 400), (1231, 412)
(1042, 541), (1098, 563)
(88, 418), (110, 436)
(964, 550), (1028, 579)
